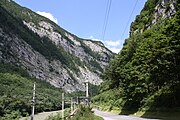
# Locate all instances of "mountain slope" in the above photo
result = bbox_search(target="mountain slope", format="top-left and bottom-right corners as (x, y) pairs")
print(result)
(0, 63), (66, 119)
(0, 0), (115, 92)
(93, 0), (180, 114)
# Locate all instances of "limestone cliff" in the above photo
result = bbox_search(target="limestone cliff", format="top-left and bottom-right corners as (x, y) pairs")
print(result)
(130, 0), (178, 36)
(0, 0), (114, 92)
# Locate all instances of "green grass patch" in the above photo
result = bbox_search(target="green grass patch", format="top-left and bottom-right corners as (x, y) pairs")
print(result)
(46, 108), (70, 120)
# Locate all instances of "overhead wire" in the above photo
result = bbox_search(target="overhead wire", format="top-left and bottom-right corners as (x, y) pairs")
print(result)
(102, 0), (139, 41)
(102, 0), (112, 41)
(121, 0), (139, 39)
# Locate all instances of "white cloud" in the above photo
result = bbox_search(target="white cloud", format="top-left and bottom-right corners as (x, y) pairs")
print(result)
(104, 40), (121, 47)
(88, 36), (124, 54)
(108, 47), (121, 54)
(36, 11), (58, 24)
(104, 40), (124, 53)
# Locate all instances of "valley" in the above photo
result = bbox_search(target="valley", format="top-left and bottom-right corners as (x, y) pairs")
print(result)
(0, 0), (180, 119)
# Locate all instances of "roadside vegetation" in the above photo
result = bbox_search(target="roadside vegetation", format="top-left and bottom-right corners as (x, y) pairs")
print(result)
(70, 106), (103, 120)
(45, 108), (70, 120)
(46, 106), (103, 120)
(92, 0), (180, 119)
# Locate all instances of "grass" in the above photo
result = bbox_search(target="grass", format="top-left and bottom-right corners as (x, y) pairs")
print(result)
(45, 106), (103, 120)
(70, 106), (103, 120)
(45, 108), (70, 120)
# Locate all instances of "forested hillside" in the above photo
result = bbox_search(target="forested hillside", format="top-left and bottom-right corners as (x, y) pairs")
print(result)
(0, 64), (65, 119)
(93, 0), (180, 114)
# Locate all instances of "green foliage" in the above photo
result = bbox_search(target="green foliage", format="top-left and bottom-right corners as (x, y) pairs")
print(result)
(70, 106), (103, 120)
(0, 63), (64, 118)
(45, 108), (70, 120)
(0, 73), (63, 117)
(0, 64), (29, 77)
(131, 0), (162, 35)
(89, 59), (103, 72)
(0, 111), (21, 120)
(96, 2), (180, 114)
(89, 83), (100, 97)
(92, 88), (124, 108)
(46, 107), (103, 120)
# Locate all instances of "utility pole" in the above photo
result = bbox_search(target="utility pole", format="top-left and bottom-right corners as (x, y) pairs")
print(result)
(85, 81), (89, 98)
(84, 80), (89, 106)
(76, 96), (79, 106)
(73, 97), (76, 109)
(71, 97), (73, 113)
(62, 92), (64, 120)
(31, 82), (36, 120)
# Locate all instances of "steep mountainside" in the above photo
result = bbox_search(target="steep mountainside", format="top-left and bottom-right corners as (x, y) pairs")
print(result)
(0, 0), (114, 92)
(93, 0), (180, 114)
(130, 0), (177, 35)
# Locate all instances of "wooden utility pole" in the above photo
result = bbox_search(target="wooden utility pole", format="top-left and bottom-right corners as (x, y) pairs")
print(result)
(62, 92), (64, 120)
(31, 82), (36, 120)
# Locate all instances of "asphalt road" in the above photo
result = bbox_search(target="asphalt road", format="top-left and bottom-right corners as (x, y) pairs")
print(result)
(93, 109), (160, 120)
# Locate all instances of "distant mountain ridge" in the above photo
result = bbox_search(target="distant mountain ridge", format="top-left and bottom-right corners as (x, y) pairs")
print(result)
(0, 0), (115, 92)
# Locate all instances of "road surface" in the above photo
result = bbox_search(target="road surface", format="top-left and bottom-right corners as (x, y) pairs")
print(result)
(19, 110), (61, 120)
(93, 109), (160, 120)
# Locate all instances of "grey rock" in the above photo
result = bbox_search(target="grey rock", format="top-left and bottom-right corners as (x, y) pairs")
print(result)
(0, 19), (114, 92)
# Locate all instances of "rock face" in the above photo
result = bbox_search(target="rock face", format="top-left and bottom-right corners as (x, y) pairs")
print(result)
(152, 0), (177, 24)
(130, 0), (178, 36)
(0, 0), (114, 92)
(23, 21), (112, 68)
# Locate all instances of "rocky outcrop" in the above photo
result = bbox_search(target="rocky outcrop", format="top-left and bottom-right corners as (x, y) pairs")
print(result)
(0, 0), (115, 92)
(23, 21), (113, 68)
(0, 25), (106, 92)
(0, 28), (77, 92)
(130, 0), (178, 36)
(152, 0), (177, 24)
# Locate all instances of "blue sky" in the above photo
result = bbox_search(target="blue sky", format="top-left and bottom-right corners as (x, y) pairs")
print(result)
(14, 0), (147, 53)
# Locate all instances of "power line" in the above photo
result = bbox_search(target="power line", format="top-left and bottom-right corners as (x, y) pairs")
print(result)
(102, 0), (112, 41)
(121, 0), (139, 39)
(102, 0), (110, 40)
